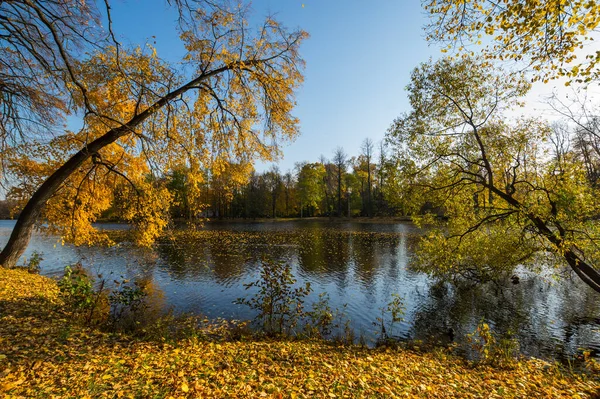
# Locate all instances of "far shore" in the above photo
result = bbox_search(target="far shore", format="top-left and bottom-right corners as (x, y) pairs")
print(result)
(0, 216), (416, 228)
(194, 216), (414, 224)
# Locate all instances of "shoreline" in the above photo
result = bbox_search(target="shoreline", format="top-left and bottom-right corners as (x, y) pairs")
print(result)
(1, 267), (599, 398)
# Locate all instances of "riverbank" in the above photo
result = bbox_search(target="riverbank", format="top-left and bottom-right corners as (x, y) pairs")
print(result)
(0, 268), (598, 398)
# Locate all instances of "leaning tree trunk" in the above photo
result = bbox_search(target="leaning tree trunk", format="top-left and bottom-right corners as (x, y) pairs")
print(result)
(0, 126), (135, 267)
(0, 126), (130, 268)
(0, 62), (241, 268)
(490, 185), (600, 294)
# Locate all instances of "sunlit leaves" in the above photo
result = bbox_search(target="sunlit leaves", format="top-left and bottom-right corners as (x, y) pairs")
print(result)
(387, 57), (600, 287)
(424, 0), (600, 82)
(3, 2), (307, 251)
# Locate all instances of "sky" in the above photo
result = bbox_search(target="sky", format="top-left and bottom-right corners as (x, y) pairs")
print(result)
(105, 0), (586, 173)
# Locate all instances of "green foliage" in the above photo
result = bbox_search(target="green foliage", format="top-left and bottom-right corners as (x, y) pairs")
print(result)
(57, 264), (162, 331)
(297, 162), (326, 216)
(235, 258), (312, 336)
(387, 56), (600, 292)
(304, 292), (335, 338)
(26, 251), (43, 273)
(57, 263), (108, 326)
(12, 251), (44, 274)
(413, 222), (543, 284)
(108, 280), (149, 331)
(373, 293), (406, 343)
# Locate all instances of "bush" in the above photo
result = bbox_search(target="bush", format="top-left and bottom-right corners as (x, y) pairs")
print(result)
(57, 264), (163, 331)
(25, 251), (43, 273)
(108, 280), (148, 331)
(57, 263), (109, 326)
(373, 293), (405, 344)
(467, 319), (520, 368)
(235, 258), (311, 336)
(304, 292), (334, 338)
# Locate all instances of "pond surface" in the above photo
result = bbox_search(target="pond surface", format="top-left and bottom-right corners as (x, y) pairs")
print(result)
(1, 219), (599, 361)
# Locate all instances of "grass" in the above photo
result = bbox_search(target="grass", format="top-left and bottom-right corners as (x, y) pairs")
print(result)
(0, 267), (598, 398)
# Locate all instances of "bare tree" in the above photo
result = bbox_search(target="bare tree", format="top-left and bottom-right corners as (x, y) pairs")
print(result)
(333, 147), (347, 216)
(361, 138), (374, 217)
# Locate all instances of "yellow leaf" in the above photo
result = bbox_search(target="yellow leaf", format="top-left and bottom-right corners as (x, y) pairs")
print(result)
(181, 382), (189, 393)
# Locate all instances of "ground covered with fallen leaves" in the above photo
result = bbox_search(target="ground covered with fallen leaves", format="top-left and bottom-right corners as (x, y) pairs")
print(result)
(1, 268), (598, 398)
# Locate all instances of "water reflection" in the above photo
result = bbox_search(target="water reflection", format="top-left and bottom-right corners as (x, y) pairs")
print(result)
(0, 219), (598, 360)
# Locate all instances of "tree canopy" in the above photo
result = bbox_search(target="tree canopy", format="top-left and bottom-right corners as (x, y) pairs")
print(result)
(0, 0), (306, 267)
(424, 0), (600, 82)
(387, 56), (600, 293)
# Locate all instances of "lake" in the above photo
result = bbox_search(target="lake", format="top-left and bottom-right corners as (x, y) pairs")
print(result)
(1, 219), (599, 361)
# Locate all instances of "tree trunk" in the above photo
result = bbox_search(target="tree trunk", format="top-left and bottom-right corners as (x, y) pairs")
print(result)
(491, 185), (600, 294)
(337, 170), (342, 217)
(0, 127), (124, 267)
(367, 157), (372, 217)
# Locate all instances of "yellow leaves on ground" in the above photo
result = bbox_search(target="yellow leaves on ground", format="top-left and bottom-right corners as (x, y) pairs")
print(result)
(0, 267), (598, 398)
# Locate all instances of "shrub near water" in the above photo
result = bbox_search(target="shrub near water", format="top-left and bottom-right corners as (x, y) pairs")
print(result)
(57, 263), (163, 332)
(235, 258), (312, 336)
(57, 263), (109, 326)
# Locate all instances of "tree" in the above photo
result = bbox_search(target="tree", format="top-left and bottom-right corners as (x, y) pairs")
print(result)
(387, 57), (600, 293)
(361, 138), (374, 217)
(266, 165), (281, 218)
(0, 0), (102, 170)
(282, 171), (295, 217)
(332, 147), (347, 217)
(296, 163), (325, 217)
(423, 0), (600, 82)
(0, 1), (306, 267)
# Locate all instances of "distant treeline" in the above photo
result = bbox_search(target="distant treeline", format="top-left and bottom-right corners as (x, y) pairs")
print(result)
(96, 140), (419, 221)
(170, 141), (410, 220)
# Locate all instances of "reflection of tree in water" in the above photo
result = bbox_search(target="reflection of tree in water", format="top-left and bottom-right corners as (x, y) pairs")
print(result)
(410, 282), (530, 354)
(554, 276), (600, 358)
(351, 232), (384, 291)
(322, 231), (352, 277)
(297, 229), (328, 274)
(143, 224), (600, 361)
(297, 229), (351, 278)
(156, 230), (298, 283)
(156, 235), (212, 278)
(409, 274), (600, 360)
(134, 275), (166, 320)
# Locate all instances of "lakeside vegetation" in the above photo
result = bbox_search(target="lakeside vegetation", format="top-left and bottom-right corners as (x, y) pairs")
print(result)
(1, 267), (599, 398)
(2, 0), (600, 397)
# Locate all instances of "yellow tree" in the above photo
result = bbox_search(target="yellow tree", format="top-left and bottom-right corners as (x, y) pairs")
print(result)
(424, 0), (600, 82)
(0, 1), (306, 267)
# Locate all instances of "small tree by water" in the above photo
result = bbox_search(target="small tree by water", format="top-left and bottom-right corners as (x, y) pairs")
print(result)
(235, 258), (312, 336)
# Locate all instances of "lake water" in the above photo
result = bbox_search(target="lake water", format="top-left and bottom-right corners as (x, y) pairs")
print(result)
(1, 219), (599, 361)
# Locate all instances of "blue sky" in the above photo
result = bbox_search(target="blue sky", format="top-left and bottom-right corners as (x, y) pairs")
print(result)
(107, 1), (439, 173)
